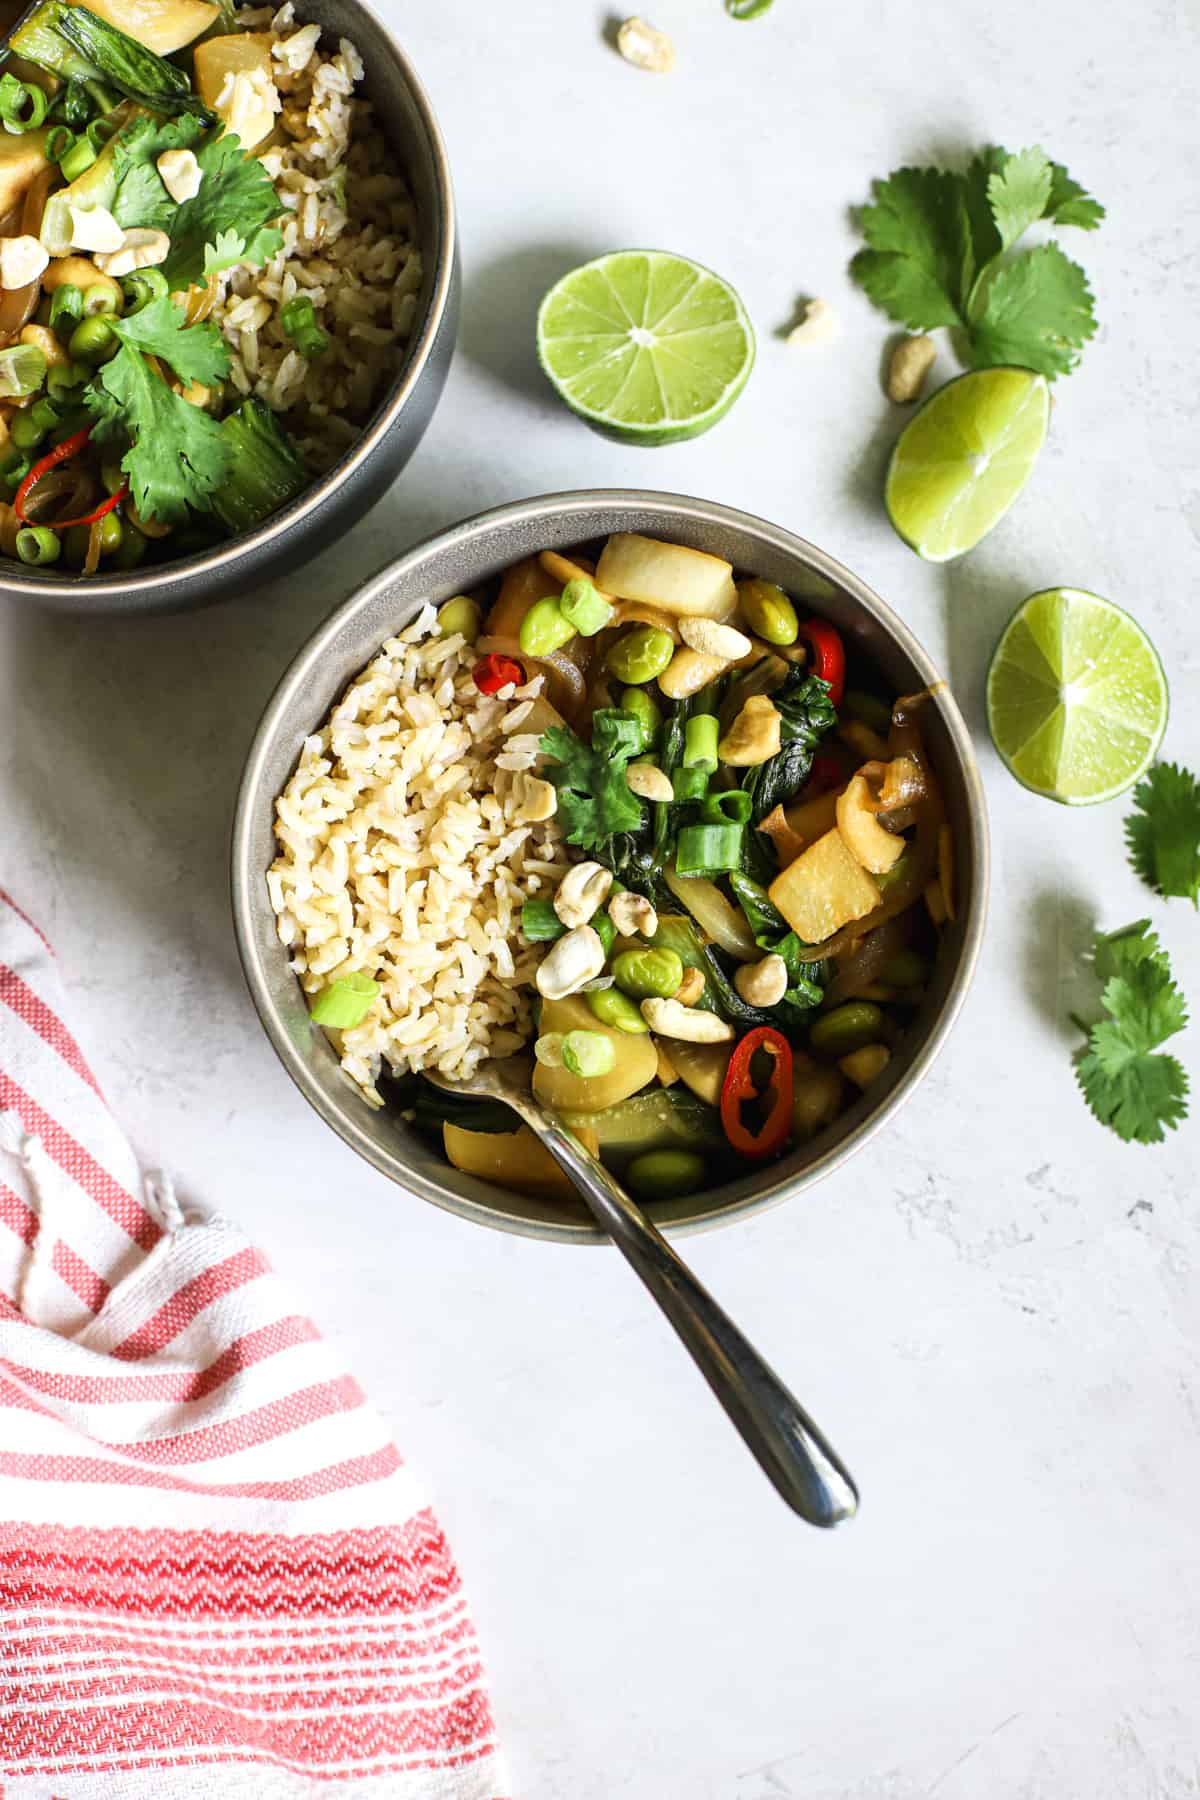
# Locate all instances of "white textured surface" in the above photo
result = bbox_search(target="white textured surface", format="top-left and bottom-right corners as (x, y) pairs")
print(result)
(3, 0), (1200, 1793)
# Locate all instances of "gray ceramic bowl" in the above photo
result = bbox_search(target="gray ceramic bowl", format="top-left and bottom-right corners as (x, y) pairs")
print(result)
(0, 0), (458, 616)
(232, 491), (989, 1244)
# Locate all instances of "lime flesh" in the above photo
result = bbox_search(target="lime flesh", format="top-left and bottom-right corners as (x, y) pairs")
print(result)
(986, 587), (1168, 804)
(536, 250), (755, 445)
(886, 367), (1050, 561)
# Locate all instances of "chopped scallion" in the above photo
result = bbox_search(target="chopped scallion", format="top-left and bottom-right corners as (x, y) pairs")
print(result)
(280, 295), (330, 359)
(58, 135), (97, 182)
(559, 576), (612, 637)
(48, 284), (85, 332)
(0, 72), (50, 131)
(15, 526), (62, 566)
(675, 821), (743, 875)
(309, 972), (380, 1029)
(561, 1030), (617, 1079)
(671, 764), (709, 803)
(683, 713), (719, 771)
(701, 788), (753, 826)
(44, 123), (76, 163)
(521, 899), (565, 941)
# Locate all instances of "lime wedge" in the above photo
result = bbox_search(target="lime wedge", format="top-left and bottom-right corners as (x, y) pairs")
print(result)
(885, 367), (1050, 561)
(986, 588), (1168, 805)
(536, 250), (755, 445)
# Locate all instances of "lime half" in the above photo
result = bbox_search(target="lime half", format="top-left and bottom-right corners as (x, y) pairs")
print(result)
(885, 367), (1050, 561)
(536, 250), (755, 445)
(986, 588), (1168, 805)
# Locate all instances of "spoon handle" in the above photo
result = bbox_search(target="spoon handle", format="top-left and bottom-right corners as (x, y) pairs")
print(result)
(505, 1092), (859, 1527)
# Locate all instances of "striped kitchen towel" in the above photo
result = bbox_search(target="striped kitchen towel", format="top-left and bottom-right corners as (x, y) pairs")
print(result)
(0, 887), (507, 1798)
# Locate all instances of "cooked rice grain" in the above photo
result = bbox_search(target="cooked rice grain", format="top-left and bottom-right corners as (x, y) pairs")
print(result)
(215, 5), (422, 471)
(268, 611), (569, 1105)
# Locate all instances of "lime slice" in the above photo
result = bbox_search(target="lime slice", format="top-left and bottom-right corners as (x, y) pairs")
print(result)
(536, 250), (755, 445)
(986, 588), (1168, 805)
(885, 367), (1050, 561)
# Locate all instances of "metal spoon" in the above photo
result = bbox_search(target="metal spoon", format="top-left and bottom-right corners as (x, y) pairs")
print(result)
(427, 1057), (858, 1527)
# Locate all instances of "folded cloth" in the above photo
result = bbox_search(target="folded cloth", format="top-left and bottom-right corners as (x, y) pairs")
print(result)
(0, 888), (507, 1798)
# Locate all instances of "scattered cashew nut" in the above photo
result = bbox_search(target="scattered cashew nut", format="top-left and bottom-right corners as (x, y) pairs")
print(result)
(674, 967), (705, 1007)
(734, 954), (789, 1008)
(641, 997), (734, 1042)
(886, 334), (936, 404)
(96, 228), (170, 278)
(787, 297), (838, 349)
(625, 762), (673, 804)
(658, 646), (728, 701)
(609, 890), (658, 939)
(0, 235), (48, 290)
(157, 147), (203, 205)
(617, 15), (675, 72)
(718, 694), (782, 767)
(536, 925), (606, 1000)
(513, 772), (557, 824)
(678, 617), (752, 662)
(68, 204), (125, 254)
(553, 860), (614, 930)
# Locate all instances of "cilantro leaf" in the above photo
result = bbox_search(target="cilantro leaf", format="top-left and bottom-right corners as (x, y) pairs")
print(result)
(1124, 763), (1200, 906)
(970, 242), (1096, 377)
(106, 294), (231, 386)
(851, 167), (968, 330)
(1046, 160), (1106, 230)
(112, 115), (206, 229)
(987, 145), (1053, 251)
(1075, 922), (1190, 1145)
(110, 119), (283, 290)
(540, 711), (645, 853)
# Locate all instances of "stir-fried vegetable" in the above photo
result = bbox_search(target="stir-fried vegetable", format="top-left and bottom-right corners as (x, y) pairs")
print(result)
(210, 398), (307, 534)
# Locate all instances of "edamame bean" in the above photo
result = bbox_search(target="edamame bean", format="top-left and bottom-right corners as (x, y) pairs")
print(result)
(881, 949), (929, 989)
(626, 1148), (706, 1201)
(437, 595), (482, 642)
(612, 946), (684, 1001)
(587, 986), (649, 1033)
(736, 578), (799, 646)
(809, 1002), (885, 1058)
(561, 1030), (617, 1078)
(96, 509), (123, 555)
(605, 624), (675, 686)
(843, 688), (893, 733)
(519, 595), (575, 656)
(619, 685), (662, 749)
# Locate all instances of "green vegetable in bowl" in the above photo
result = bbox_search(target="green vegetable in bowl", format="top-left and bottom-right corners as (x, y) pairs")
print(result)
(605, 625), (675, 686)
(280, 295), (330, 360)
(612, 947), (684, 1001)
(12, 1), (215, 116)
(560, 1086), (724, 1166)
(519, 595), (575, 657)
(626, 1148), (706, 1200)
(0, 345), (47, 400)
(561, 1030), (617, 1079)
(210, 399), (307, 535)
(309, 972), (380, 1029)
(586, 987), (648, 1034)
(559, 576), (612, 636)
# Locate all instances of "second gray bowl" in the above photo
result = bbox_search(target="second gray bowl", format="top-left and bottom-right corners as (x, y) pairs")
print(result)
(232, 490), (989, 1243)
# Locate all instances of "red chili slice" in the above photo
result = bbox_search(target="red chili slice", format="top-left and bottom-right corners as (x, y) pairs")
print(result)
(473, 653), (525, 695)
(719, 1026), (793, 1161)
(13, 425), (129, 528)
(797, 617), (846, 709)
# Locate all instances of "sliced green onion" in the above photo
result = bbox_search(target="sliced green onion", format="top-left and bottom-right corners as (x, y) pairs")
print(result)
(48, 284), (85, 331)
(560, 1030), (616, 1079)
(82, 282), (123, 317)
(15, 526), (62, 566)
(280, 294), (330, 359)
(533, 1033), (565, 1069)
(701, 788), (753, 826)
(559, 576), (612, 637)
(308, 972), (380, 1029)
(675, 821), (743, 875)
(44, 123), (76, 162)
(0, 454), (32, 496)
(10, 409), (48, 452)
(29, 398), (60, 435)
(120, 267), (167, 313)
(211, 399), (306, 534)
(58, 135), (97, 182)
(671, 764), (709, 804)
(683, 713), (719, 771)
(0, 72), (51, 131)
(0, 344), (47, 400)
(46, 360), (88, 402)
(521, 899), (564, 942)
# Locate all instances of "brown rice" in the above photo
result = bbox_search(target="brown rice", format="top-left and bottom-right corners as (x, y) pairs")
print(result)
(213, 2), (422, 472)
(267, 608), (571, 1106)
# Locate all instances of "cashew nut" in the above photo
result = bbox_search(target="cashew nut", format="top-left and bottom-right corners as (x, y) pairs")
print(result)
(886, 334), (936, 404)
(68, 204), (124, 254)
(0, 235), (48, 290)
(609, 890), (658, 939)
(625, 762), (673, 804)
(787, 297), (838, 348)
(553, 860), (613, 930)
(96, 228), (171, 278)
(536, 925), (606, 1000)
(157, 147), (203, 204)
(734, 954), (789, 1008)
(641, 997), (734, 1042)
(674, 967), (705, 1007)
(512, 772), (557, 824)
(718, 694), (782, 767)
(678, 617), (752, 662)
(616, 15), (675, 72)
(658, 646), (727, 701)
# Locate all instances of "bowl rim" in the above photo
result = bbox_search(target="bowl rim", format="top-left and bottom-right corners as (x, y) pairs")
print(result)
(231, 488), (990, 1244)
(0, 0), (457, 611)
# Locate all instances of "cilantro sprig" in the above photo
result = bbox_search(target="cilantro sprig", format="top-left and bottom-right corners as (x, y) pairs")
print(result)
(851, 145), (1104, 378)
(1074, 922), (1189, 1146)
(1124, 763), (1200, 907)
(84, 295), (232, 524)
(539, 710), (645, 853)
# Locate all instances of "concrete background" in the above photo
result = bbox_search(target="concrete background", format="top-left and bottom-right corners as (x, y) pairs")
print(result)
(3, 0), (1199, 1792)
